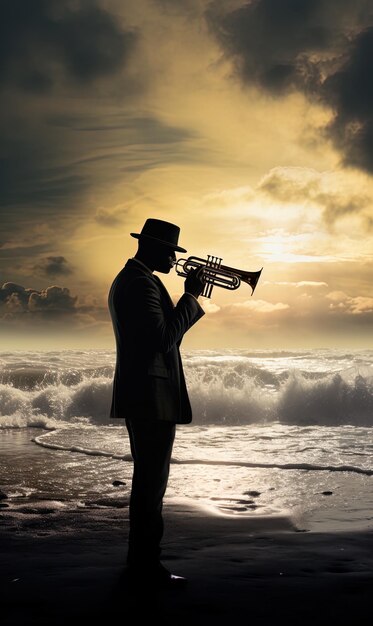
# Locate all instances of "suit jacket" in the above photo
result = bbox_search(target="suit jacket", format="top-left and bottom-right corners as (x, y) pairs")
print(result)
(108, 258), (205, 423)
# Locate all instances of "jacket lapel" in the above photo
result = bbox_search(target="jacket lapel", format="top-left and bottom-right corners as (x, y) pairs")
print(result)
(153, 275), (175, 310)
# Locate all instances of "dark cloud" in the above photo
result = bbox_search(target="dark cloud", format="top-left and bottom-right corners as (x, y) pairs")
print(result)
(0, 1), (142, 242)
(0, 282), (77, 321)
(0, 281), (109, 333)
(0, 283), (38, 309)
(29, 286), (77, 314)
(0, 134), (87, 210)
(206, 0), (346, 93)
(0, 2), (201, 252)
(323, 28), (373, 173)
(0, 244), (51, 260)
(34, 256), (74, 277)
(0, 281), (109, 329)
(0, 0), (137, 93)
(207, 0), (373, 174)
(0, 109), (197, 240)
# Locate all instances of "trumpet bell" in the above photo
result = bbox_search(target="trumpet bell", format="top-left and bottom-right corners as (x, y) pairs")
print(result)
(238, 267), (263, 293)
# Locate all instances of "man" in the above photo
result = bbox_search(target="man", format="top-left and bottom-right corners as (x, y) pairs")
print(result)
(108, 218), (205, 585)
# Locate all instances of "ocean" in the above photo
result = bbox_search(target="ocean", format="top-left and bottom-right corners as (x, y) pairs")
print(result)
(1, 349), (373, 533)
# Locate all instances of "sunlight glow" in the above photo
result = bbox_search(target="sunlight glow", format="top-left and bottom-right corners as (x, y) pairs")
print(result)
(254, 232), (322, 263)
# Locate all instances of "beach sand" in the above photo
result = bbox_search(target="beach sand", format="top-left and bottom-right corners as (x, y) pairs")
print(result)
(1, 502), (372, 626)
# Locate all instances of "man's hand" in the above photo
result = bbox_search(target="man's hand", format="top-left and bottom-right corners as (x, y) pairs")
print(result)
(184, 266), (205, 299)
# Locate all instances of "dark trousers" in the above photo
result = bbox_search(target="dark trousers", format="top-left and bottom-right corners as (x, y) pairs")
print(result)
(125, 419), (176, 567)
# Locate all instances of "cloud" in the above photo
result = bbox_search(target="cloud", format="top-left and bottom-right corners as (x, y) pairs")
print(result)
(258, 167), (321, 202)
(0, 281), (112, 332)
(206, 1), (373, 174)
(0, 283), (38, 308)
(0, 282), (77, 320)
(0, 109), (197, 245)
(29, 286), (77, 314)
(257, 166), (372, 225)
(203, 186), (254, 205)
(231, 299), (289, 313)
(326, 290), (373, 315)
(297, 281), (328, 288)
(0, 243), (51, 260)
(94, 208), (125, 227)
(153, 0), (203, 16)
(0, 231), (73, 284)
(323, 28), (373, 173)
(269, 281), (328, 288)
(207, 0), (343, 93)
(0, 2), (204, 248)
(201, 299), (221, 314)
(192, 286), (373, 348)
(0, 110), (196, 210)
(33, 256), (74, 277)
(0, 133), (87, 210)
(0, 0), (137, 94)
(0, 1), (140, 238)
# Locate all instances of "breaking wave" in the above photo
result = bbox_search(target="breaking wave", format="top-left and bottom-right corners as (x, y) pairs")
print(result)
(0, 349), (372, 428)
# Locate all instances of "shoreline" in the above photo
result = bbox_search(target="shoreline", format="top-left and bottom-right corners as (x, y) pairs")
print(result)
(1, 502), (373, 625)
(2, 427), (373, 536)
(1, 431), (373, 623)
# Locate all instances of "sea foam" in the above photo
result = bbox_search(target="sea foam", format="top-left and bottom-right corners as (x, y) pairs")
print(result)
(0, 349), (372, 428)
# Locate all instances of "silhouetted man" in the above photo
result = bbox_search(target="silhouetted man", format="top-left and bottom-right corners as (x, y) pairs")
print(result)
(108, 218), (205, 584)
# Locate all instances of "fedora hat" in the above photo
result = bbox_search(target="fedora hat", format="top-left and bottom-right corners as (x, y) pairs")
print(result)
(130, 218), (187, 253)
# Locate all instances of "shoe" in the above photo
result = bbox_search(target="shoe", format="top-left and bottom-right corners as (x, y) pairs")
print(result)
(156, 564), (188, 586)
(127, 562), (187, 587)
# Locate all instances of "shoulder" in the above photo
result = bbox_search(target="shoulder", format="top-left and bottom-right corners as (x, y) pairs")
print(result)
(112, 260), (153, 286)
(113, 268), (159, 295)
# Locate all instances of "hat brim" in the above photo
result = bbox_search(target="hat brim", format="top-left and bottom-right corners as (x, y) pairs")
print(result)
(130, 233), (187, 253)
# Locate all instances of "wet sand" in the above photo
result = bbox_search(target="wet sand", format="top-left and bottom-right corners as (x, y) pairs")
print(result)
(1, 502), (372, 625)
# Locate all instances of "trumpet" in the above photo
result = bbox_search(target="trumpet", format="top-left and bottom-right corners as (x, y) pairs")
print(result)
(175, 255), (263, 299)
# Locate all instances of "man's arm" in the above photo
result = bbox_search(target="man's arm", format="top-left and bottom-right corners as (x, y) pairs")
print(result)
(130, 277), (205, 353)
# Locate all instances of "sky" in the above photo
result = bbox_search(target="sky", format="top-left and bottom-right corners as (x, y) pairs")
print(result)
(0, 0), (372, 351)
